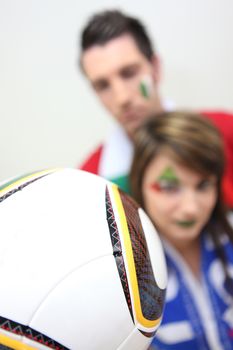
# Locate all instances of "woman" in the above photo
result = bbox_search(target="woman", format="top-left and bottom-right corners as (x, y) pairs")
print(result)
(130, 111), (233, 350)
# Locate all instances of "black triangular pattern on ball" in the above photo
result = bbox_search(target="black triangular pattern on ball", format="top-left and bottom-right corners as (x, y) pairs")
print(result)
(105, 187), (134, 322)
(0, 316), (69, 350)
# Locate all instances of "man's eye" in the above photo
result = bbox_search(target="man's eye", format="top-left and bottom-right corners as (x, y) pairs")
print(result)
(93, 81), (109, 92)
(121, 67), (138, 79)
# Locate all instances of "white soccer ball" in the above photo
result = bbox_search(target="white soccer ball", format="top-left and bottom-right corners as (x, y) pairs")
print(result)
(0, 168), (167, 350)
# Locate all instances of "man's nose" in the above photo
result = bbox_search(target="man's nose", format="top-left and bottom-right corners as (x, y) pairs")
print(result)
(112, 80), (132, 107)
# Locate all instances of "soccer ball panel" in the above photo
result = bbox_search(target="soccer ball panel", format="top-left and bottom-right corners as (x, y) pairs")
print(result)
(0, 168), (167, 349)
(29, 256), (134, 350)
(0, 170), (113, 325)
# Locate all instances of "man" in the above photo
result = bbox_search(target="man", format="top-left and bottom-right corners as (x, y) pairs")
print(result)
(79, 9), (233, 208)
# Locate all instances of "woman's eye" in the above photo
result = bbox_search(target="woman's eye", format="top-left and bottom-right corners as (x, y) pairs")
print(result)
(161, 183), (179, 193)
(151, 181), (180, 193)
(198, 179), (214, 191)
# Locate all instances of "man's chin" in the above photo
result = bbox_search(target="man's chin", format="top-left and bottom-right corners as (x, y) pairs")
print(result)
(124, 125), (140, 138)
(123, 119), (146, 138)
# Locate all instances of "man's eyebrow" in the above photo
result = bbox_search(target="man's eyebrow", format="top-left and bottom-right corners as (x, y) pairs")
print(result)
(120, 63), (140, 72)
(91, 63), (141, 86)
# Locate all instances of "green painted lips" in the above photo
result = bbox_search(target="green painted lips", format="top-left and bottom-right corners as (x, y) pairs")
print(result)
(175, 220), (196, 228)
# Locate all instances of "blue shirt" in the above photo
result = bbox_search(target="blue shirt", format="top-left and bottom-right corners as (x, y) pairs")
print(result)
(150, 233), (233, 350)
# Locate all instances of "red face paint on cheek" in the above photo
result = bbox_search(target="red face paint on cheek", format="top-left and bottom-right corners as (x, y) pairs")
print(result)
(150, 183), (162, 192)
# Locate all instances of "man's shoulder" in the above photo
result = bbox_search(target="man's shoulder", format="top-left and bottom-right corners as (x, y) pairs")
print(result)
(201, 110), (233, 141)
(201, 110), (233, 129)
(79, 144), (103, 175)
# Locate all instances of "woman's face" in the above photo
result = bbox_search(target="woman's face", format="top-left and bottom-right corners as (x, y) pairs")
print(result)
(142, 153), (218, 249)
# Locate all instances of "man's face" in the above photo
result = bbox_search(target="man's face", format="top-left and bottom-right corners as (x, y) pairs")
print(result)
(81, 34), (162, 137)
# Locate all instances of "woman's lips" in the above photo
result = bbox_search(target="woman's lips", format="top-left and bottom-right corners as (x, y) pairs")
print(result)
(175, 220), (197, 228)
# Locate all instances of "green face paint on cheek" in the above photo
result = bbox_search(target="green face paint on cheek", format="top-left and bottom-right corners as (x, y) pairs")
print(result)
(139, 75), (153, 99)
(139, 81), (150, 98)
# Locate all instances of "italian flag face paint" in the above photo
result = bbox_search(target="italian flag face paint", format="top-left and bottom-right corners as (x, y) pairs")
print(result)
(139, 75), (153, 99)
(150, 167), (179, 193)
(158, 167), (179, 183)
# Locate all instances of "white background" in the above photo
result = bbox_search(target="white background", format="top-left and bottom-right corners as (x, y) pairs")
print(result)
(0, 0), (233, 181)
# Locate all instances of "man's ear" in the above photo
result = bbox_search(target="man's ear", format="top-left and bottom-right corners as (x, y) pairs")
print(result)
(151, 54), (162, 84)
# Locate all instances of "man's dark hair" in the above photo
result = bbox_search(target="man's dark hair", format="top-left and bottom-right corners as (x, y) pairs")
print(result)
(80, 10), (155, 61)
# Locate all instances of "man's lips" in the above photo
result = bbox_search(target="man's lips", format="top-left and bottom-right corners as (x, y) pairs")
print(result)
(121, 110), (139, 120)
(121, 106), (145, 120)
